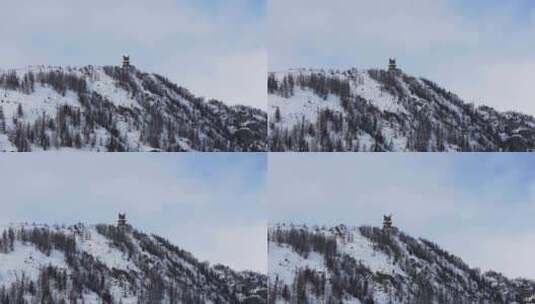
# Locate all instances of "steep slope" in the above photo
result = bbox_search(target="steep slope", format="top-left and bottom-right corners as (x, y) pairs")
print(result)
(268, 224), (535, 304)
(0, 65), (267, 152)
(0, 223), (267, 303)
(268, 68), (535, 151)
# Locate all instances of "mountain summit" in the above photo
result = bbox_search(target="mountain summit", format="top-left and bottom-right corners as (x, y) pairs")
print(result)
(268, 66), (535, 151)
(0, 64), (267, 152)
(0, 222), (267, 303)
(268, 223), (535, 304)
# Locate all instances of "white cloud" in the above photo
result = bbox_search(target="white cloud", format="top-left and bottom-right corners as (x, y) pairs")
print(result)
(0, 0), (265, 108)
(269, 0), (477, 68)
(160, 49), (267, 108)
(268, 154), (535, 279)
(269, 0), (535, 115)
(268, 154), (459, 230)
(0, 153), (267, 273)
(444, 233), (535, 279)
(174, 221), (267, 273)
(434, 60), (535, 115)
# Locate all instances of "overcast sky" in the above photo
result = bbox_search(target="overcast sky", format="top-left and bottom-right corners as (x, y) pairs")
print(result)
(269, 153), (535, 280)
(0, 0), (266, 109)
(0, 153), (267, 273)
(270, 0), (535, 115)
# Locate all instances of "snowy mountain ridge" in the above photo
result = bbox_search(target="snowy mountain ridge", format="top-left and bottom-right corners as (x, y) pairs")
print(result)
(268, 66), (535, 151)
(0, 64), (267, 151)
(268, 223), (535, 304)
(0, 222), (267, 303)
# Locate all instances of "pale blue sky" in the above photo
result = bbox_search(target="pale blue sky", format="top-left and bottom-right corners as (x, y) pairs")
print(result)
(0, 0), (266, 109)
(270, 0), (535, 115)
(0, 153), (267, 273)
(269, 153), (535, 279)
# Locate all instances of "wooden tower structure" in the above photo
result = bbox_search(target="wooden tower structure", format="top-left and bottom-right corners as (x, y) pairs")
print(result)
(388, 58), (397, 72)
(383, 214), (393, 233)
(118, 213), (127, 228)
(122, 55), (130, 69)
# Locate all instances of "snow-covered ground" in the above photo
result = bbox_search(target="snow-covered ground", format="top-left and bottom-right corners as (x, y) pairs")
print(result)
(268, 67), (535, 152)
(1, 86), (79, 126)
(269, 242), (327, 285)
(349, 69), (406, 114)
(269, 89), (344, 130)
(0, 65), (267, 152)
(0, 242), (67, 286)
(339, 228), (403, 276)
(0, 223), (267, 303)
(268, 223), (535, 303)
(0, 66), (152, 152)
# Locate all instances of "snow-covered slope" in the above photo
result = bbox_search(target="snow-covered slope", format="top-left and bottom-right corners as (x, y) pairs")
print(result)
(0, 65), (267, 151)
(268, 67), (535, 151)
(268, 223), (535, 304)
(0, 223), (267, 303)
